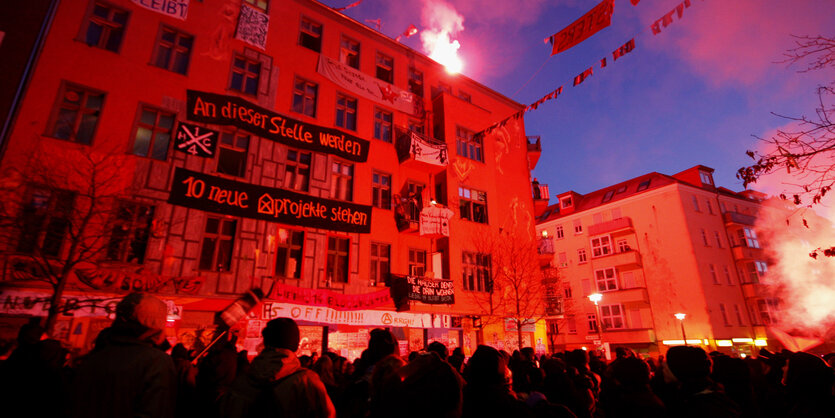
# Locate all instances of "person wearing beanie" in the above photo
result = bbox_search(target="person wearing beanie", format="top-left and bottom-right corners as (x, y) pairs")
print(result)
(219, 317), (336, 418)
(71, 292), (177, 418)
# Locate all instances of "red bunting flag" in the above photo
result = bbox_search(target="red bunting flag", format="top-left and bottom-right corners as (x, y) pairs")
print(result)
(335, 0), (363, 12)
(395, 24), (419, 42)
(631, 0), (641, 5)
(547, 0), (614, 56)
(613, 38), (636, 61)
(573, 67), (593, 86)
(600, 57), (607, 68)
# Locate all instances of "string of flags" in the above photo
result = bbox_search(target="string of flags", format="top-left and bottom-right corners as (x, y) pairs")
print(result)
(335, 0), (363, 12)
(477, 0), (704, 139)
(395, 24), (419, 42)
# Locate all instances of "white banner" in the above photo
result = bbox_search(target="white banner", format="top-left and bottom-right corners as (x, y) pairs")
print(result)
(235, 5), (269, 50)
(260, 301), (450, 328)
(419, 205), (454, 237)
(131, 0), (189, 21)
(317, 55), (421, 116)
(409, 132), (448, 166)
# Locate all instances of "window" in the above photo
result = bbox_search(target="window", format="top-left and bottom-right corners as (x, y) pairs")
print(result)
(734, 304), (745, 326)
(719, 303), (730, 326)
(409, 67), (424, 97)
(292, 77), (318, 117)
(602, 190), (614, 203)
(636, 180), (650, 191)
(49, 82), (105, 144)
(217, 132), (249, 177)
(370, 242), (390, 286)
(700, 170), (714, 186)
(616, 185), (627, 194)
(106, 202), (154, 263)
(587, 314), (599, 332)
(555, 225), (564, 239)
(739, 228), (760, 248)
(617, 239), (630, 253)
(692, 195), (701, 212)
(199, 217), (236, 271)
(335, 93), (357, 130)
(372, 171), (391, 209)
(299, 18), (322, 52)
(17, 188), (75, 257)
(327, 236), (350, 284)
(701, 229), (709, 246)
(275, 229), (304, 279)
(462, 251), (492, 292)
(458, 91), (471, 103)
(244, 0), (269, 12)
(574, 219), (582, 234)
(373, 108), (392, 142)
(230, 55), (261, 95)
(408, 120), (425, 135)
(595, 267), (618, 292)
(567, 316), (577, 334)
(152, 26), (193, 74)
(563, 283), (573, 298)
(83, 2), (128, 52)
(601, 304), (625, 329)
(724, 265), (733, 285)
(404, 182), (424, 220)
(757, 298), (779, 325)
(283, 149), (311, 192)
(434, 82), (452, 97)
(331, 161), (354, 201)
(561, 196), (573, 209)
(375, 52), (393, 83)
(409, 248), (427, 277)
(340, 36), (360, 69)
(714, 231), (723, 248)
(558, 252), (567, 267)
(458, 186), (488, 223)
(456, 126), (483, 162)
(132, 106), (175, 160)
(591, 236), (612, 257)
(709, 264), (719, 284)
(577, 248), (587, 263)
(706, 200), (714, 215)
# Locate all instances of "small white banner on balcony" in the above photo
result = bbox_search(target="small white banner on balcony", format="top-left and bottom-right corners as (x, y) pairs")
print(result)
(318, 55), (421, 116)
(419, 205), (453, 237)
(410, 132), (448, 166)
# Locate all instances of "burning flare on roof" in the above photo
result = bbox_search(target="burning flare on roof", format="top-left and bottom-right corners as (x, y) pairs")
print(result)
(421, 0), (464, 74)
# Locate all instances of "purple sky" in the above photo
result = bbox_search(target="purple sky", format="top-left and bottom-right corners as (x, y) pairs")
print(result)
(323, 0), (834, 199)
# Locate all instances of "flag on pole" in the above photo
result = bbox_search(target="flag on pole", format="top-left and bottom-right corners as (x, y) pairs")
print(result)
(547, 0), (614, 56)
(395, 24), (419, 42)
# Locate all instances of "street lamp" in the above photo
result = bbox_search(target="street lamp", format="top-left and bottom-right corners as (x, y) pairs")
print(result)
(674, 313), (687, 346)
(588, 293), (603, 333)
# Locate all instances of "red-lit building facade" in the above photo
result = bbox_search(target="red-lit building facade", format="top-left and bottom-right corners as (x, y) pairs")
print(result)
(0, 0), (545, 357)
(535, 166), (782, 357)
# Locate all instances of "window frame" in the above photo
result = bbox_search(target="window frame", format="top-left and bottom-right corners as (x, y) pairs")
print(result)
(131, 104), (176, 160)
(335, 92), (358, 131)
(590, 235), (612, 258)
(600, 304), (625, 330)
(80, 1), (129, 53)
(577, 248), (587, 263)
(216, 131), (250, 178)
(458, 186), (488, 224)
(151, 25), (194, 75)
(369, 242), (391, 286)
(299, 17), (323, 52)
(326, 235), (351, 285)
(373, 107), (393, 143)
(17, 187), (75, 257)
(47, 81), (106, 145)
(375, 52), (394, 83)
(409, 248), (427, 277)
(372, 171), (392, 209)
(275, 228), (304, 279)
(331, 160), (354, 202)
(291, 77), (318, 117)
(229, 54), (262, 96)
(594, 267), (618, 292)
(106, 201), (154, 264)
(408, 67), (424, 97)
(455, 126), (483, 162)
(199, 216), (237, 272)
(462, 251), (492, 292)
(339, 35), (360, 69)
(555, 225), (564, 239)
(283, 148), (312, 192)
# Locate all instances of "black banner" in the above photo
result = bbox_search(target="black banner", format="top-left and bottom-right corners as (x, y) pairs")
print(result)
(186, 90), (369, 162)
(168, 168), (372, 233)
(175, 122), (218, 158)
(391, 275), (455, 305)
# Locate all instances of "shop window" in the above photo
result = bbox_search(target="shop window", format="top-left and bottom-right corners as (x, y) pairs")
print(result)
(299, 18), (322, 52)
(458, 186), (487, 223)
(331, 161), (354, 201)
(17, 187), (75, 257)
(462, 251), (491, 292)
(283, 149), (311, 192)
(82, 1), (129, 52)
(275, 229), (304, 279)
(106, 202), (154, 263)
(340, 36), (360, 69)
(217, 132), (249, 177)
(230, 55), (261, 96)
(335, 93), (357, 131)
(199, 217), (236, 271)
(292, 77), (317, 117)
(327, 236), (350, 284)
(132, 106), (175, 160)
(48, 82), (105, 145)
(152, 26), (193, 75)
(370, 242), (390, 286)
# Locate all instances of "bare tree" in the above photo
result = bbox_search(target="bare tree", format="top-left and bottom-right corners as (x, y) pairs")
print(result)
(0, 142), (136, 334)
(737, 35), (835, 257)
(469, 230), (547, 350)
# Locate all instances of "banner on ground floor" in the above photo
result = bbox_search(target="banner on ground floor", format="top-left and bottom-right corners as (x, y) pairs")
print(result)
(0, 289), (180, 319)
(267, 282), (393, 310)
(260, 301), (450, 328)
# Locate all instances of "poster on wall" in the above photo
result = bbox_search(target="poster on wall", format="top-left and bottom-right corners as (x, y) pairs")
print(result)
(390, 275), (455, 305)
(235, 4), (269, 49)
(175, 122), (218, 158)
(168, 168), (373, 233)
(186, 90), (369, 162)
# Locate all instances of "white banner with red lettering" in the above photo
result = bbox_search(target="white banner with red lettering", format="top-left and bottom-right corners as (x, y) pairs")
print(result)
(317, 55), (421, 116)
(260, 301), (450, 328)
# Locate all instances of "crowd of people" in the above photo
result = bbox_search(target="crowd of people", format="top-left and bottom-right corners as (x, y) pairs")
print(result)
(1, 292), (833, 418)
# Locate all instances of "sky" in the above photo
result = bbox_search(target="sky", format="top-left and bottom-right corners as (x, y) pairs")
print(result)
(322, 0), (835, 198)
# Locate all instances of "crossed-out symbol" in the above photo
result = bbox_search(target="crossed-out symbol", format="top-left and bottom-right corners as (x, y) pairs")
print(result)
(177, 126), (214, 155)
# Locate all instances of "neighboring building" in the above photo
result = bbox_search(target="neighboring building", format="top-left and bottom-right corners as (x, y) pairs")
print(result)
(0, 0), (544, 358)
(535, 165), (778, 357)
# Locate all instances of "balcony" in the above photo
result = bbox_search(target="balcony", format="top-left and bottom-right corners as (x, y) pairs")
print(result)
(741, 282), (769, 299)
(396, 129), (448, 174)
(538, 236), (555, 256)
(394, 194), (421, 233)
(609, 286), (650, 304)
(589, 217), (634, 236)
(732, 245), (764, 261)
(724, 211), (756, 226)
(593, 250), (642, 268)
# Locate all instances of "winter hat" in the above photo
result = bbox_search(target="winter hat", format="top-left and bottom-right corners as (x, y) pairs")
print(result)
(262, 317), (300, 351)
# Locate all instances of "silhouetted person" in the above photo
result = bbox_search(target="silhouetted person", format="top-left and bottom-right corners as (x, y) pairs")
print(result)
(393, 351), (465, 418)
(462, 345), (531, 418)
(449, 347), (465, 374)
(71, 293), (176, 418)
(604, 356), (666, 418)
(782, 351), (835, 418)
(171, 343), (198, 418)
(665, 346), (740, 418)
(427, 341), (449, 361)
(219, 317), (335, 418)
(343, 328), (398, 418)
(196, 330), (240, 417)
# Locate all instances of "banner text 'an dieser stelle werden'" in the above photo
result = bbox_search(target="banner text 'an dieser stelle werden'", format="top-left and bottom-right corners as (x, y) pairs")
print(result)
(168, 168), (372, 233)
(186, 90), (369, 162)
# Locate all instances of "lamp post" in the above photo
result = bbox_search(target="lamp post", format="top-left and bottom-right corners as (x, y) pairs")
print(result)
(674, 313), (687, 346)
(588, 293), (603, 335)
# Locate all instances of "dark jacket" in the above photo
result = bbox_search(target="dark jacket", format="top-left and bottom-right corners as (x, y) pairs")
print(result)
(71, 327), (177, 418)
(220, 347), (336, 418)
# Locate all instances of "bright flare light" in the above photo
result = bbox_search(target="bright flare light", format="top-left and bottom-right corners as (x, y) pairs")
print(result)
(588, 293), (602, 304)
(420, 0), (464, 74)
(426, 35), (463, 74)
(674, 313), (686, 321)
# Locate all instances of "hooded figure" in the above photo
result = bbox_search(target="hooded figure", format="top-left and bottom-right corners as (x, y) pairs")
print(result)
(71, 292), (177, 418)
(219, 317), (336, 418)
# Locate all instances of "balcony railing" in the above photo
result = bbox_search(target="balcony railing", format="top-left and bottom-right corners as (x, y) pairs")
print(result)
(592, 249), (642, 268)
(724, 211), (756, 226)
(589, 217), (634, 236)
(396, 129), (448, 173)
(731, 245), (764, 261)
(532, 183), (549, 200)
(538, 236), (555, 255)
